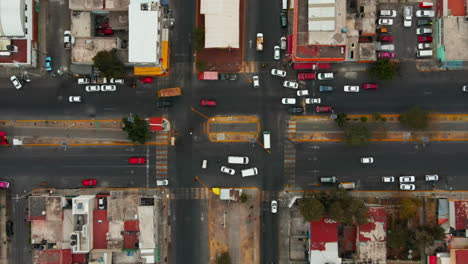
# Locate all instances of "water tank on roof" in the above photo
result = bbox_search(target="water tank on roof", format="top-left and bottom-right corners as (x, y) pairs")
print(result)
(341, 27), (348, 33)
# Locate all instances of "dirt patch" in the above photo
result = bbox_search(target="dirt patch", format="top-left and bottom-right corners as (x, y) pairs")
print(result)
(13, 120), (122, 130)
(208, 132), (257, 142)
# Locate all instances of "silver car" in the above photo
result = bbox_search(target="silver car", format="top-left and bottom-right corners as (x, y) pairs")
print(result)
(416, 10), (435, 17)
(10, 75), (22, 89)
(271, 200), (278, 213)
(156, 179), (169, 186)
(274, 46), (280, 60)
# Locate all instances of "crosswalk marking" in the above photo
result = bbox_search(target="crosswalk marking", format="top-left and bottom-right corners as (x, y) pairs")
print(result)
(242, 61), (258, 73)
(288, 121), (296, 134)
(284, 140), (296, 188)
(171, 188), (210, 200)
(155, 132), (169, 180)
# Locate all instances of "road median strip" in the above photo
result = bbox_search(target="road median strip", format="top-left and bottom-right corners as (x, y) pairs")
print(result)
(208, 116), (259, 142)
(8, 119), (123, 129)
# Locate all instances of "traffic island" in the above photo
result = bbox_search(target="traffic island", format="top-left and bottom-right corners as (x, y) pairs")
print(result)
(11, 119), (122, 129)
(209, 188), (260, 264)
(207, 116), (259, 142)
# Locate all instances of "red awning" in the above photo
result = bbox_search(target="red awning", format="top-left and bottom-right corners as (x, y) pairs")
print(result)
(287, 35), (293, 56)
(149, 117), (163, 131)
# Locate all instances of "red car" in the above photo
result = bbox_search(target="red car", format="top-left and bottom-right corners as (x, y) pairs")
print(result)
(363, 83), (379, 89)
(298, 73), (316, 80)
(377, 51), (395, 59)
(418, 36), (433, 43)
(82, 179), (97, 186)
(200, 99), (216, 106)
(378, 35), (393, 42)
(129, 157), (146, 164)
(139, 77), (154, 83)
(316, 106), (333, 113)
(99, 28), (114, 35)
(419, 2), (433, 8)
(0, 181), (10, 189)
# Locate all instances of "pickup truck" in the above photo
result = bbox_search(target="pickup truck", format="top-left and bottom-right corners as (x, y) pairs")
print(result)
(64, 30), (74, 49)
(256, 33), (263, 51)
(403, 6), (412, 27)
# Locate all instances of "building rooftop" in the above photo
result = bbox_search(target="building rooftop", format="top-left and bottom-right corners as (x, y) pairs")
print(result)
(200, 0), (240, 48)
(454, 249), (468, 264)
(69, 0), (129, 11)
(441, 17), (468, 62)
(37, 249), (72, 264)
(356, 206), (387, 263)
(447, 0), (467, 16)
(92, 210), (108, 249)
(309, 218), (341, 264)
(71, 37), (118, 64)
(450, 199), (468, 230)
(0, 0), (25, 37)
(29, 196), (48, 220)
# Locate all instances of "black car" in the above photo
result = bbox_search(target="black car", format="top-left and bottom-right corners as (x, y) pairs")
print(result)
(417, 19), (433, 26)
(226, 73), (238, 81)
(280, 12), (288, 27)
(6, 221), (13, 237)
(156, 100), (173, 108)
(288, 107), (304, 114)
(218, 73), (227, 80)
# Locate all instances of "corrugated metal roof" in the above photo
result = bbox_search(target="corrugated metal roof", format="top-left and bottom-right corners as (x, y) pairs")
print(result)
(308, 0), (335, 32)
(200, 0), (239, 48)
(0, 0), (25, 37)
(128, 0), (160, 63)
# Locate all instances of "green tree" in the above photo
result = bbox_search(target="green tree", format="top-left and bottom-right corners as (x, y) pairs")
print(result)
(360, 116), (368, 122)
(399, 198), (422, 220)
(92, 49), (125, 78)
(299, 195), (325, 221)
(348, 198), (369, 225)
(399, 107), (430, 130)
(368, 58), (398, 80)
(412, 224), (446, 248)
(344, 124), (372, 146)
(329, 201), (346, 223)
(194, 27), (205, 51)
(239, 193), (248, 203)
(388, 227), (410, 249)
(216, 252), (231, 264)
(121, 115), (151, 144)
(334, 113), (348, 128)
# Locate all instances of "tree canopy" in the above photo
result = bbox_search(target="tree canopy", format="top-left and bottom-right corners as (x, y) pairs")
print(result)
(344, 124), (372, 146)
(299, 195), (325, 221)
(121, 115), (151, 144)
(368, 58), (398, 80)
(93, 49), (125, 78)
(216, 252), (231, 264)
(399, 107), (430, 130)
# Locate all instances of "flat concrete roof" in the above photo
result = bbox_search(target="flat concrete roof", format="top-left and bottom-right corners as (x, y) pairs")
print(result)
(69, 0), (129, 11)
(442, 16), (468, 61)
(304, 0), (346, 45)
(71, 37), (118, 64)
(71, 11), (92, 38)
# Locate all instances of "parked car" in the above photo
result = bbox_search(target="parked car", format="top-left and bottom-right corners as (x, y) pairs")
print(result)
(403, 6), (413, 27)
(156, 100), (173, 108)
(379, 10), (397, 17)
(68, 96), (82, 103)
(139, 77), (154, 83)
(280, 12), (287, 27)
(317, 72), (334, 80)
(129, 157), (146, 164)
(377, 51), (395, 58)
(200, 99), (217, 106)
(417, 43), (432, 49)
(298, 73), (315, 80)
(400, 184), (415, 191)
(110, 78), (124, 84)
(425, 174), (439, 181)
(344, 85), (359, 92)
(378, 35), (394, 42)
(377, 27), (389, 34)
(220, 166), (236, 175)
(377, 43), (395, 51)
(280, 37), (287, 50)
(319, 85), (334, 92)
(462, 85), (468, 92)
(10, 75), (22, 89)
(0, 181), (10, 188)
(226, 73), (238, 81)
(85, 85), (100, 92)
(382, 176), (395, 183)
(288, 107), (304, 114)
(281, 98), (296, 105)
(418, 36), (433, 43)
(64, 30), (74, 48)
(417, 19), (433, 26)
(305, 98), (321, 104)
(363, 83), (379, 89)
(78, 77), (91, 84)
(399, 176), (415, 182)
(45, 56), (52, 71)
(82, 179), (97, 186)
(360, 157), (374, 164)
(297, 90), (309, 96)
(157, 180), (169, 186)
(378, 18), (393, 25)
(271, 69), (287, 77)
(271, 200), (278, 214)
(274, 46), (280, 60)
(315, 106), (332, 113)
(416, 10), (435, 17)
(416, 27), (432, 35)
(283, 80), (299, 89)
(419, 2), (434, 8)
(253, 75), (260, 88)
(101, 85), (116, 91)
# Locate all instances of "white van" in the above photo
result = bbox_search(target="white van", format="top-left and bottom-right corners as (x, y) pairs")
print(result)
(201, 160), (207, 169)
(241, 167), (258, 177)
(417, 50), (433, 58)
(339, 182), (356, 189)
(263, 131), (271, 149)
(281, 0), (287, 10)
(227, 156), (249, 164)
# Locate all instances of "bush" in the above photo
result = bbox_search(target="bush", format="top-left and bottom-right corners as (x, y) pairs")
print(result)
(299, 195), (325, 221)
(196, 60), (208, 72)
(121, 115), (151, 144)
(368, 58), (398, 80)
(344, 124), (372, 146)
(216, 252), (231, 264)
(399, 107), (430, 130)
(334, 113), (347, 127)
(240, 193), (248, 203)
(93, 49), (125, 78)
(360, 116), (368, 122)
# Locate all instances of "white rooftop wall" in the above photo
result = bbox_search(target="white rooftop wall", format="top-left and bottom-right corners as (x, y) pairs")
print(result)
(0, 0), (25, 37)
(200, 0), (239, 48)
(128, 0), (160, 63)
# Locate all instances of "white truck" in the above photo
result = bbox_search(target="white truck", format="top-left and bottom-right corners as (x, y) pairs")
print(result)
(256, 33), (263, 52)
(403, 6), (412, 28)
(64, 30), (74, 49)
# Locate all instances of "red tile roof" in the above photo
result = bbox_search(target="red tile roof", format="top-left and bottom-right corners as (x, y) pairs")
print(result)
(93, 210), (108, 249)
(455, 249), (468, 264)
(455, 201), (468, 230)
(124, 232), (139, 250)
(358, 207), (387, 242)
(0, 40), (28, 63)
(343, 226), (357, 252)
(71, 253), (85, 264)
(310, 218), (338, 250)
(448, 0), (466, 16)
(124, 220), (139, 232)
(38, 249), (72, 264)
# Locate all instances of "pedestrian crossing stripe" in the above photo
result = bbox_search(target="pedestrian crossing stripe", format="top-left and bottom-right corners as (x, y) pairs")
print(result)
(171, 188), (210, 200)
(288, 121), (297, 133)
(242, 61), (258, 73)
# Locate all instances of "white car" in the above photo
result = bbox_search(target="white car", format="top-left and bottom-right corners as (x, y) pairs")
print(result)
(280, 37), (287, 50)
(417, 43), (432, 50)
(68, 96), (82, 103)
(378, 18), (394, 25)
(317, 72), (334, 80)
(85, 85), (100, 92)
(281, 98), (296, 105)
(305, 98), (321, 104)
(274, 45), (280, 60)
(10, 75), (22, 89)
(425, 174), (439, 181)
(382, 176), (395, 183)
(283, 81), (299, 89)
(416, 10), (435, 17)
(416, 27), (432, 35)
(156, 179), (169, 186)
(400, 184), (415, 191)
(344, 85), (359, 92)
(63, 30), (74, 48)
(462, 85), (468, 92)
(220, 166), (235, 175)
(360, 157), (374, 164)
(77, 78), (90, 84)
(101, 85), (116, 92)
(379, 10), (397, 17)
(110, 78), (124, 84)
(271, 200), (278, 213)
(253, 75), (260, 88)
(399, 176), (415, 182)
(297, 90), (309, 96)
(271, 69), (286, 77)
